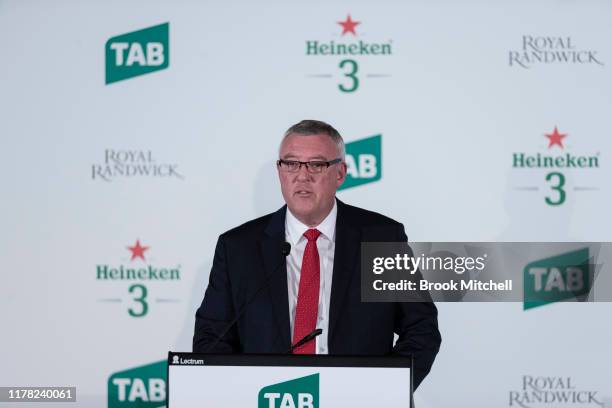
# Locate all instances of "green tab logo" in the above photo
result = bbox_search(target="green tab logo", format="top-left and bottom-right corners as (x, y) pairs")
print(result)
(258, 373), (319, 408)
(339, 134), (382, 190)
(523, 248), (592, 310)
(105, 23), (169, 84)
(108, 360), (166, 407)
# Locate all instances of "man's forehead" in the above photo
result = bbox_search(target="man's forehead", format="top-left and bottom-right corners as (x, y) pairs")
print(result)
(280, 133), (337, 156)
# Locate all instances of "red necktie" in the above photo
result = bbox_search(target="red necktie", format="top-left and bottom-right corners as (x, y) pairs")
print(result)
(292, 228), (321, 354)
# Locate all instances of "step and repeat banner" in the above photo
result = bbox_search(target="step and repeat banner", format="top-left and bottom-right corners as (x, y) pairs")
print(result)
(1, 0), (610, 407)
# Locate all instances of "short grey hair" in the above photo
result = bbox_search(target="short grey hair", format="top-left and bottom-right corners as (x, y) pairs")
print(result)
(280, 119), (345, 159)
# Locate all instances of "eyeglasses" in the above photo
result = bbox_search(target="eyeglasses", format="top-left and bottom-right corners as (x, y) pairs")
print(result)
(277, 158), (342, 174)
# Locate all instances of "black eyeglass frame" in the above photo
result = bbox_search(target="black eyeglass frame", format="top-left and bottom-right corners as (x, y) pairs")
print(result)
(277, 158), (343, 173)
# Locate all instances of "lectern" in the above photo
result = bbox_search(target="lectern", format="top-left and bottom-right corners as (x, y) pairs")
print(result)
(167, 352), (413, 407)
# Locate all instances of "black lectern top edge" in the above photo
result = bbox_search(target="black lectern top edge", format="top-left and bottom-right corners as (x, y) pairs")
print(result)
(168, 352), (413, 368)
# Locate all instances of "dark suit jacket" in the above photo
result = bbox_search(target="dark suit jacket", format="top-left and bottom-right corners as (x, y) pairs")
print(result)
(193, 199), (441, 388)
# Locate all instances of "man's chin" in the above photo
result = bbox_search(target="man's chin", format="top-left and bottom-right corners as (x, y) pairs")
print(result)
(287, 202), (318, 220)
(289, 203), (314, 215)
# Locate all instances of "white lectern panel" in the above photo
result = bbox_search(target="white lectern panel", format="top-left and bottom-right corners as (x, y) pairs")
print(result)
(168, 354), (412, 408)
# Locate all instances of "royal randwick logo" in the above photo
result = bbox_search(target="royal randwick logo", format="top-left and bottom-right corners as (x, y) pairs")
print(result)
(511, 126), (600, 206)
(304, 14), (393, 93)
(509, 35), (604, 69)
(339, 134), (382, 190)
(105, 23), (169, 84)
(258, 374), (319, 408)
(91, 149), (184, 182)
(508, 375), (602, 407)
(108, 360), (166, 408)
(96, 239), (181, 318)
(523, 247), (593, 310)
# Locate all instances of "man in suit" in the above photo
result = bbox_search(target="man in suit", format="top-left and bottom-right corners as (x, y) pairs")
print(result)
(193, 120), (441, 388)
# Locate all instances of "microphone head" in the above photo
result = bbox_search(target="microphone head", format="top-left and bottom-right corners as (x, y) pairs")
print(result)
(281, 242), (291, 256)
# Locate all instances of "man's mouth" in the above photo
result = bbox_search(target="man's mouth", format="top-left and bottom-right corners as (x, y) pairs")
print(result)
(294, 190), (313, 197)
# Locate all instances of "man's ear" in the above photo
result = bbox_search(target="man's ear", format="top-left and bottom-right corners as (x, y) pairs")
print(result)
(276, 161), (285, 183)
(336, 162), (347, 186)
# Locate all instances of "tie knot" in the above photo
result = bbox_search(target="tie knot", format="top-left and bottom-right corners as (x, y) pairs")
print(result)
(304, 228), (321, 242)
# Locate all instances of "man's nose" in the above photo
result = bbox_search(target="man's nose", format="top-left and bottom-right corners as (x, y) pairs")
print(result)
(295, 164), (312, 180)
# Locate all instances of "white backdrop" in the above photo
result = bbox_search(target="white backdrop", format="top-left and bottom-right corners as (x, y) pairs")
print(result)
(1, 0), (610, 407)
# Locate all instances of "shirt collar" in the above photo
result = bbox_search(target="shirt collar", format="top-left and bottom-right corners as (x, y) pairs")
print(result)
(286, 199), (337, 245)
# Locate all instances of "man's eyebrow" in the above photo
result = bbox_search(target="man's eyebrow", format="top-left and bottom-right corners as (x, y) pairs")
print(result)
(280, 154), (330, 161)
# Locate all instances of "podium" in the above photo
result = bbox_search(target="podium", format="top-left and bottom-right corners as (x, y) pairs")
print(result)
(167, 352), (413, 407)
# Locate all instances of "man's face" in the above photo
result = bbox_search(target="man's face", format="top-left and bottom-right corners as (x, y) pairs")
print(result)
(278, 133), (347, 226)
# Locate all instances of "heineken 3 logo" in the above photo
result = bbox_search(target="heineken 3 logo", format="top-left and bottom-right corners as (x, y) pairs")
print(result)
(258, 374), (319, 408)
(96, 239), (181, 318)
(511, 126), (600, 206)
(105, 23), (169, 84)
(305, 15), (393, 93)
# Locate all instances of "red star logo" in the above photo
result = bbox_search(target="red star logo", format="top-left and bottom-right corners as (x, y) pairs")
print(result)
(338, 14), (360, 36)
(545, 126), (567, 149)
(127, 239), (149, 261)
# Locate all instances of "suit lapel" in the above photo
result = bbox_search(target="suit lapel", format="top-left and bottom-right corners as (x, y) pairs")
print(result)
(328, 200), (361, 345)
(260, 206), (292, 351)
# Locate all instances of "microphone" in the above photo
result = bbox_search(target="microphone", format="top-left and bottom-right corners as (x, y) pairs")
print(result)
(288, 328), (323, 354)
(281, 242), (291, 257)
(205, 242), (291, 353)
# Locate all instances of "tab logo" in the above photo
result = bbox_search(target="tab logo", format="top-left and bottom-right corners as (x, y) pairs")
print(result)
(339, 134), (382, 190)
(523, 248), (592, 310)
(108, 360), (166, 407)
(105, 23), (169, 84)
(258, 373), (319, 408)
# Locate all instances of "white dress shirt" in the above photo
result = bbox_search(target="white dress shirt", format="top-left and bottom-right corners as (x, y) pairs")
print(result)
(285, 199), (337, 354)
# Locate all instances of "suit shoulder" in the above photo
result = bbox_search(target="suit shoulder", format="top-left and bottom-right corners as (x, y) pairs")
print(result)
(219, 211), (275, 241)
(340, 201), (403, 227)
